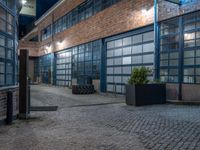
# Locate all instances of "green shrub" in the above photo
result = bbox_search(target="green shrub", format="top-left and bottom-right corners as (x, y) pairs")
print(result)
(128, 67), (151, 85)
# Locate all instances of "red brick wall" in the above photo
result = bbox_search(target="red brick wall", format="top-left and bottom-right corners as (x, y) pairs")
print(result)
(25, 0), (154, 56)
(0, 88), (19, 119)
(158, 0), (200, 21)
(50, 0), (154, 53)
(22, 0), (200, 57)
(19, 41), (40, 57)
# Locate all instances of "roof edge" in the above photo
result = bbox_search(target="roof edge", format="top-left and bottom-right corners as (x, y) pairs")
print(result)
(35, 0), (65, 26)
(21, 27), (38, 41)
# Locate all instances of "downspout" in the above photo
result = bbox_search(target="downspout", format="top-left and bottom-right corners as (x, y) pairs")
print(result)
(154, 0), (159, 80)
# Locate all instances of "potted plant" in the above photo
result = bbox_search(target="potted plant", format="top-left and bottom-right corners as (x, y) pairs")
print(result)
(125, 67), (166, 106)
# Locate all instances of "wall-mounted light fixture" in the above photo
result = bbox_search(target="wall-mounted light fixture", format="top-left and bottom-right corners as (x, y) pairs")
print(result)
(141, 9), (148, 15)
(56, 40), (63, 46)
(44, 44), (52, 54)
(21, 0), (27, 5)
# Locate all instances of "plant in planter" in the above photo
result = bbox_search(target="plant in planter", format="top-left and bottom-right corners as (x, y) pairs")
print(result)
(126, 67), (166, 106)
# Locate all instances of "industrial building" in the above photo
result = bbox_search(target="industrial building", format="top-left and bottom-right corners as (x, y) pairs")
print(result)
(19, 0), (200, 101)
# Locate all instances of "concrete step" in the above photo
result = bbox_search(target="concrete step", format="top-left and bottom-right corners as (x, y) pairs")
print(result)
(167, 100), (200, 105)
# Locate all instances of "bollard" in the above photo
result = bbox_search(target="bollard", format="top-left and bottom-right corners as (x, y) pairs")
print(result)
(28, 78), (31, 114)
(6, 90), (13, 125)
(28, 84), (31, 114)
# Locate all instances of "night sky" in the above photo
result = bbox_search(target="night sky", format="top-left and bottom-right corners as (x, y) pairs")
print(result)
(19, 0), (59, 38)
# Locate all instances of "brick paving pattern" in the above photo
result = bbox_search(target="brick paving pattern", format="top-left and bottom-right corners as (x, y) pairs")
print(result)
(0, 85), (200, 150)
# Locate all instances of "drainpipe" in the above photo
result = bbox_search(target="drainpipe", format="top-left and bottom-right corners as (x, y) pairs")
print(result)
(154, 0), (159, 80)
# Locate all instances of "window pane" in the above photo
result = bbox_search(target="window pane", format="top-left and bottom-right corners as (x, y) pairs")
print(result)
(143, 54), (154, 63)
(107, 50), (114, 57)
(184, 50), (195, 58)
(0, 62), (4, 73)
(132, 45), (142, 54)
(107, 41), (115, 49)
(0, 74), (4, 85)
(0, 47), (5, 58)
(184, 68), (194, 75)
(0, 35), (5, 46)
(132, 56), (142, 64)
(184, 32), (195, 40)
(0, 19), (6, 32)
(143, 31), (154, 42)
(184, 58), (194, 65)
(123, 47), (132, 55)
(115, 39), (122, 47)
(143, 43), (154, 52)
(122, 57), (131, 65)
(0, 7), (6, 20)
(133, 34), (142, 44)
(114, 48), (122, 56)
(123, 37), (132, 46)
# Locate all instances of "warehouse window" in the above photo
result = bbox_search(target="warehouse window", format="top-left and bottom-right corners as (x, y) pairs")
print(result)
(159, 10), (200, 84)
(39, 54), (54, 84)
(183, 11), (200, 83)
(0, 4), (16, 87)
(55, 40), (101, 86)
(106, 30), (155, 94)
(42, 0), (121, 41)
(160, 18), (180, 83)
(41, 25), (52, 41)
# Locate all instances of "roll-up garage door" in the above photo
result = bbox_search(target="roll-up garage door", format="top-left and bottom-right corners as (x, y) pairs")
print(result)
(106, 30), (155, 94)
(55, 49), (72, 86)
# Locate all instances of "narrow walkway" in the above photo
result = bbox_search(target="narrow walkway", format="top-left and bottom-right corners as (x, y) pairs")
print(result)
(0, 85), (200, 150)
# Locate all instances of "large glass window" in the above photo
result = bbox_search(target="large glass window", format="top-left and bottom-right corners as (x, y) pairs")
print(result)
(55, 40), (101, 86)
(39, 54), (54, 84)
(106, 31), (154, 94)
(0, 4), (16, 87)
(159, 11), (200, 84)
(183, 11), (200, 83)
(56, 50), (72, 86)
(160, 18), (180, 83)
(41, 25), (52, 41)
(72, 40), (101, 84)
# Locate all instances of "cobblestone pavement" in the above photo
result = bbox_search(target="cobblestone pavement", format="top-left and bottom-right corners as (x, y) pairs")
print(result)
(0, 85), (200, 150)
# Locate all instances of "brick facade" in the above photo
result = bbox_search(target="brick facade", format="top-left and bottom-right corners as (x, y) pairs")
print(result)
(158, 0), (200, 21)
(0, 88), (19, 120)
(19, 41), (40, 57)
(20, 0), (154, 56)
(19, 0), (200, 57)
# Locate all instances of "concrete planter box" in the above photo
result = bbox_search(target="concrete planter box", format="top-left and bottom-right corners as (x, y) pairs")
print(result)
(125, 84), (166, 106)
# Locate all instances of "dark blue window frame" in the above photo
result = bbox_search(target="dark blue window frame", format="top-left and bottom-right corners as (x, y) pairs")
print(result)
(159, 10), (200, 84)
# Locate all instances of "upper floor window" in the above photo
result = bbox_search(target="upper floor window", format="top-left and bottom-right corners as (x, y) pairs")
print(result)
(41, 0), (121, 41)
(41, 25), (52, 41)
(0, 5), (15, 35)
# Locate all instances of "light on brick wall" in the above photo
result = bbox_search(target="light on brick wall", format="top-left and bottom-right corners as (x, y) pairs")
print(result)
(141, 6), (153, 20)
(57, 40), (63, 46)
(142, 9), (148, 15)
(56, 39), (69, 50)
(44, 45), (52, 54)
(21, 0), (27, 5)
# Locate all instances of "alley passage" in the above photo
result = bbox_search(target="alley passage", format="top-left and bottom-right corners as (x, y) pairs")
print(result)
(0, 85), (200, 150)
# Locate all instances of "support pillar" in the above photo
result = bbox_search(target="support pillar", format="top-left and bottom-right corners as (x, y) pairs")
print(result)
(19, 49), (29, 119)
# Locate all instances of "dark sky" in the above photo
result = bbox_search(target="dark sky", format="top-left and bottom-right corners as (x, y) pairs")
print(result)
(19, 0), (59, 38)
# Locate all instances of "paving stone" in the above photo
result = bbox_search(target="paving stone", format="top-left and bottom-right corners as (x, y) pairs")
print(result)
(0, 85), (200, 150)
